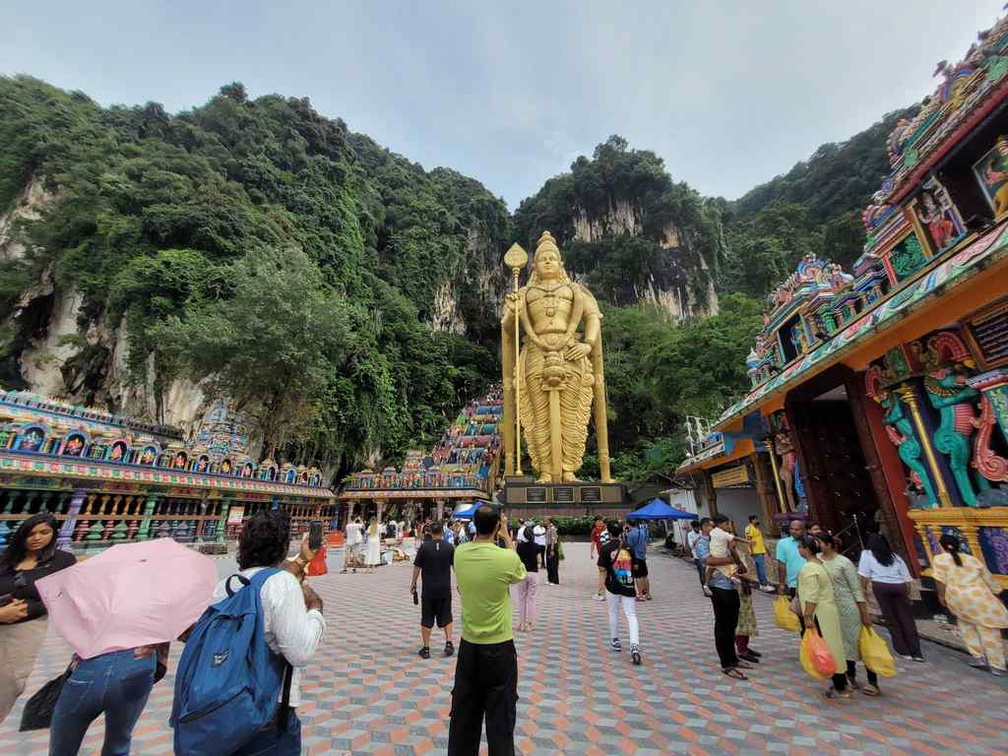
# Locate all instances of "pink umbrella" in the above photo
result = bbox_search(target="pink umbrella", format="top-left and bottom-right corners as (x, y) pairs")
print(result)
(35, 538), (218, 659)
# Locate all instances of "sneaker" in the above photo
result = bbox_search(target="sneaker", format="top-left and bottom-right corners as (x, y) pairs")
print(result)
(610, 638), (622, 652)
(911, 655), (925, 663)
(631, 645), (642, 665)
(702, 586), (713, 597)
(594, 593), (606, 602)
(759, 585), (774, 593)
(444, 641), (455, 657)
(418, 646), (430, 659)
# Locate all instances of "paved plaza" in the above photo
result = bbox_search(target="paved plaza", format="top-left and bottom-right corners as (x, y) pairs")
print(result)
(1, 541), (1006, 755)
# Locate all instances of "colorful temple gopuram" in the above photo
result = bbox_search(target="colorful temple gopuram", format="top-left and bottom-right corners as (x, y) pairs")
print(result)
(678, 13), (1008, 597)
(0, 391), (336, 550)
(339, 389), (503, 523)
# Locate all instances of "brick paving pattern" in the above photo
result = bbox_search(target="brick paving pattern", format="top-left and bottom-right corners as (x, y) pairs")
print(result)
(1, 541), (1005, 754)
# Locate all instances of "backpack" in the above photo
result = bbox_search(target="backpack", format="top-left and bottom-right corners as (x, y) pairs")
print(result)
(170, 568), (292, 756)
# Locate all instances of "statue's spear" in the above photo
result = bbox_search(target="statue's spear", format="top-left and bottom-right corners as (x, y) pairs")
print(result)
(504, 243), (528, 476)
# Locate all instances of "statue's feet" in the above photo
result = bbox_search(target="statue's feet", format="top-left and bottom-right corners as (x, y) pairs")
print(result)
(537, 474), (553, 484)
(562, 472), (580, 483)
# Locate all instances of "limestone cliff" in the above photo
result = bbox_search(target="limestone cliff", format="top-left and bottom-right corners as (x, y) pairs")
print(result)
(513, 136), (722, 320)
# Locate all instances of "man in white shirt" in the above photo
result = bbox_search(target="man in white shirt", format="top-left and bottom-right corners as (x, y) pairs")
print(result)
(533, 522), (547, 567)
(212, 511), (325, 755)
(341, 516), (363, 573)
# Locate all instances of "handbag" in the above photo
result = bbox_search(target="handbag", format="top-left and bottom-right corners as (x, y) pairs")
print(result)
(19, 664), (73, 731)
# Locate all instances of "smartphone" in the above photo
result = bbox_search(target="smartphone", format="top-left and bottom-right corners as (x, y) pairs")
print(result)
(308, 521), (323, 551)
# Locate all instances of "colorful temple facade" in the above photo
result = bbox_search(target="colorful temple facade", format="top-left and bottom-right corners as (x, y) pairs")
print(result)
(678, 13), (1008, 593)
(0, 391), (336, 549)
(339, 389), (503, 523)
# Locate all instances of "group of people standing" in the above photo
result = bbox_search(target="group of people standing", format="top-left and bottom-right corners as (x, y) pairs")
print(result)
(691, 513), (1007, 695)
(0, 511), (327, 755)
(339, 515), (383, 573)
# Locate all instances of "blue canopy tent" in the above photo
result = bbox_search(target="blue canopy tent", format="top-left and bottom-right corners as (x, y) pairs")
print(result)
(627, 499), (694, 520)
(451, 502), (486, 520)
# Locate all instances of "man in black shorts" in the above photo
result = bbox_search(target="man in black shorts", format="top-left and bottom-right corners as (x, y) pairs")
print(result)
(411, 521), (455, 658)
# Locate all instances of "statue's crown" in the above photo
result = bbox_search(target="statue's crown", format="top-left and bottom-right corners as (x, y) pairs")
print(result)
(536, 231), (560, 257)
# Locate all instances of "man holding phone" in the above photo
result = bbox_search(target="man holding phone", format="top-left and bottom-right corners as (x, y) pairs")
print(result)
(448, 505), (526, 756)
(410, 521), (455, 659)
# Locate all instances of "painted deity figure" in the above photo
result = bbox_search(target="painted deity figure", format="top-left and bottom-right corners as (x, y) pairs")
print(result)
(502, 231), (612, 483)
(881, 390), (939, 507)
(925, 366), (989, 506)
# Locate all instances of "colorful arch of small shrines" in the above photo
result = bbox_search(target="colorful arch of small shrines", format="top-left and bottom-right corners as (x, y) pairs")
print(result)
(339, 388), (503, 523)
(678, 10), (1008, 591)
(0, 391), (336, 549)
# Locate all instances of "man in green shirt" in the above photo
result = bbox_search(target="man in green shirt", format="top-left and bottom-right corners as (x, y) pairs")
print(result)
(448, 504), (526, 756)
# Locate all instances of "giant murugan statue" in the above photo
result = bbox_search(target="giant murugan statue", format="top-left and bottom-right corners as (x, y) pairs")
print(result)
(501, 231), (613, 483)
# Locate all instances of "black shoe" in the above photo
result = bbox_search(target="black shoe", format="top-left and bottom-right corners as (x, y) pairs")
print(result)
(738, 651), (760, 663)
(748, 649), (762, 657)
(631, 645), (642, 665)
(418, 646), (430, 659)
(444, 641), (455, 657)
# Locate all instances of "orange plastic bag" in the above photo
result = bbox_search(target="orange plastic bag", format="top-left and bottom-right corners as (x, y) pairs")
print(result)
(800, 630), (838, 679)
(774, 596), (801, 632)
(859, 626), (897, 677)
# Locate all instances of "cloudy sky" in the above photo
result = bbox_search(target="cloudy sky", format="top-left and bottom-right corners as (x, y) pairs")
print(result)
(1, 1), (1001, 207)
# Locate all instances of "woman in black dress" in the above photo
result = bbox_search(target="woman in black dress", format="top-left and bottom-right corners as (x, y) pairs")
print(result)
(0, 513), (77, 722)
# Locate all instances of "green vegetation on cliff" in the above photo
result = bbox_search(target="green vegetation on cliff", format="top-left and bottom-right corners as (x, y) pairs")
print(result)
(719, 108), (915, 298)
(0, 77), (509, 475)
(514, 136), (724, 313)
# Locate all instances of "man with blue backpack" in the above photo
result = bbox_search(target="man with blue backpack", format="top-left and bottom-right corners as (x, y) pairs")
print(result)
(171, 511), (326, 756)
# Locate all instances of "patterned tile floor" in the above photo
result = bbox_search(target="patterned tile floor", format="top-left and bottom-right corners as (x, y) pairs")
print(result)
(1, 541), (1006, 755)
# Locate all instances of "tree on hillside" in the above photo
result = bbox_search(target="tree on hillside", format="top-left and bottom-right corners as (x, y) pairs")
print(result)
(157, 245), (349, 459)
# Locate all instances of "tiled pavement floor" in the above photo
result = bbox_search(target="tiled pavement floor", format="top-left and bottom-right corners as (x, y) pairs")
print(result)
(1, 541), (1006, 755)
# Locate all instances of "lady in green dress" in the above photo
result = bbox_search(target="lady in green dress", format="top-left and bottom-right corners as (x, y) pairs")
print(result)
(797, 536), (849, 700)
(816, 533), (879, 696)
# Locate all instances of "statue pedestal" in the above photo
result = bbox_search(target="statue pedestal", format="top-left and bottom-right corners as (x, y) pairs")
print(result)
(501, 479), (627, 518)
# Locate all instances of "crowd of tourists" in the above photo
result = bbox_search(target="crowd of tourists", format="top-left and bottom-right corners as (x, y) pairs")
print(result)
(2, 501), (1005, 756)
(684, 513), (1007, 700)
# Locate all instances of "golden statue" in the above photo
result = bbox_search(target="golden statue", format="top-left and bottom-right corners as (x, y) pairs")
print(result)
(501, 231), (613, 483)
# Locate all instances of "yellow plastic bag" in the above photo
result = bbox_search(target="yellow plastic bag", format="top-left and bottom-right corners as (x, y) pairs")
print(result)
(774, 596), (800, 632)
(859, 626), (897, 677)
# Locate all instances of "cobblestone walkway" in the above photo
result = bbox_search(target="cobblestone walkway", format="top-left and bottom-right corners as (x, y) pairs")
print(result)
(1, 541), (1005, 754)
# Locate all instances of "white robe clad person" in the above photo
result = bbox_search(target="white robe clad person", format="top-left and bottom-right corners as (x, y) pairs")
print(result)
(364, 517), (382, 573)
(341, 517), (364, 573)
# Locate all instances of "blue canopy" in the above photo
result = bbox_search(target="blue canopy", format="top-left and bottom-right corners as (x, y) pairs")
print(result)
(451, 502), (483, 520)
(627, 498), (694, 520)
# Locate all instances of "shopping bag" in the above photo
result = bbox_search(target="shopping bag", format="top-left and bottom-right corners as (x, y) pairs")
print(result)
(19, 665), (72, 731)
(774, 596), (800, 632)
(800, 630), (838, 678)
(859, 626), (897, 677)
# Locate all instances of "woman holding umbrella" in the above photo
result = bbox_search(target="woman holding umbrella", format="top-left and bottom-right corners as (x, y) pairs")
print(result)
(34, 537), (221, 754)
(0, 513), (76, 723)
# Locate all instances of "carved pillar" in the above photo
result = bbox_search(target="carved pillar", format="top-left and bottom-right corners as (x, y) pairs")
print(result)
(57, 489), (87, 550)
(752, 452), (779, 527)
(436, 499), (445, 521)
(138, 492), (159, 540)
(895, 384), (953, 506)
(216, 498), (231, 543)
